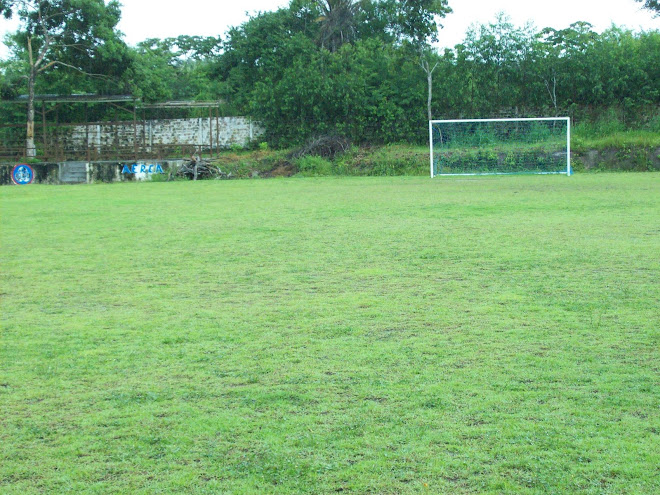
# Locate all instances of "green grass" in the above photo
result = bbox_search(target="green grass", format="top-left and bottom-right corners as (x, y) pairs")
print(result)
(1, 175), (659, 494)
(572, 131), (660, 151)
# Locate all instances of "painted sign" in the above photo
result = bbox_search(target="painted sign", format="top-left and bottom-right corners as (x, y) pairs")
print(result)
(121, 164), (165, 174)
(11, 164), (35, 185)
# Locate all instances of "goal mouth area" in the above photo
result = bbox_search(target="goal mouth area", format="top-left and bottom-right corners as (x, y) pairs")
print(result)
(429, 117), (571, 178)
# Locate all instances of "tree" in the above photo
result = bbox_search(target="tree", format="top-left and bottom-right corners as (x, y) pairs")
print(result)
(1, 0), (130, 157)
(381, 0), (451, 45)
(456, 14), (537, 114)
(0, 0), (14, 17)
(636, 0), (659, 15)
(311, 0), (452, 50)
(131, 36), (222, 103)
(249, 37), (426, 146)
(316, 0), (363, 51)
(532, 23), (599, 114)
(419, 50), (439, 120)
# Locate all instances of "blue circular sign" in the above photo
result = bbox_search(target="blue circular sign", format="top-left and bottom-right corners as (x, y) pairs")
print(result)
(11, 164), (34, 185)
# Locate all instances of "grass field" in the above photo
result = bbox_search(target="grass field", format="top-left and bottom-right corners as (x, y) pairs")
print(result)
(1, 174), (659, 494)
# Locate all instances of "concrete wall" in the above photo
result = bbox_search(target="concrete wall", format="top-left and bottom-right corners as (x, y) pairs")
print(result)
(58, 117), (264, 153)
(0, 160), (183, 185)
(0, 163), (60, 185)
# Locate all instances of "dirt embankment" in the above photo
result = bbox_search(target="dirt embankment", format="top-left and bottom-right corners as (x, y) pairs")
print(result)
(573, 148), (660, 172)
(210, 145), (660, 177)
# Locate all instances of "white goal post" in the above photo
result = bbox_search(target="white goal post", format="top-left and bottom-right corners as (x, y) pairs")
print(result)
(429, 117), (571, 177)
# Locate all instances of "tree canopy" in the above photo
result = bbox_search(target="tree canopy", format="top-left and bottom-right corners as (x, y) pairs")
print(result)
(636, 0), (660, 14)
(1, 0), (132, 154)
(1, 0), (130, 81)
(210, 5), (659, 147)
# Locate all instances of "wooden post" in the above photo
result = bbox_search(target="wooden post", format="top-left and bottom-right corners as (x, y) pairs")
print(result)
(41, 101), (47, 160)
(209, 106), (213, 157)
(55, 105), (60, 160)
(133, 103), (138, 161)
(142, 107), (147, 157)
(85, 103), (90, 162)
(26, 64), (36, 157)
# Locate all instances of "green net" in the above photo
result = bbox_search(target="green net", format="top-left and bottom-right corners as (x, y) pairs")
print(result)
(431, 118), (570, 176)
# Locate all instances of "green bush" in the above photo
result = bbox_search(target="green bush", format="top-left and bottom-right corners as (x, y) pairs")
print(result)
(295, 156), (334, 176)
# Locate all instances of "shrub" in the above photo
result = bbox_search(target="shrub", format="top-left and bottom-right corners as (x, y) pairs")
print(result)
(295, 156), (334, 176)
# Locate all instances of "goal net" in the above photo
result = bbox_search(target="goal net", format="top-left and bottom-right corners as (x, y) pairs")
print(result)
(429, 118), (571, 177)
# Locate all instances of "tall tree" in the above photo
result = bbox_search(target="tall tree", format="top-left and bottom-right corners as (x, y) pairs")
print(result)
(458, 14), (537, 114)
(131, 36), (222, 103)
(1, 0), (130, 157)
(419, 50), (439, 120)
(531, 22), (598, 113)
(636, 0), (659, 15)
(316, 0), (363, 51)
(381, 0), (451, 45)
(312, 0), (452, 50)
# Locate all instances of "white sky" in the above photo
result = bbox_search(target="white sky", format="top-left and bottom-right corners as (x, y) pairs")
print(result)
(1, 0), (658, 58)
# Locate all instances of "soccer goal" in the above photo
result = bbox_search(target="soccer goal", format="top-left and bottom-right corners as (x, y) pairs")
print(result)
(429, 117), (571, 177)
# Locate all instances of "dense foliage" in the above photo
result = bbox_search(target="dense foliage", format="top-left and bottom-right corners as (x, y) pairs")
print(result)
(1, 0), (659, 148)
(214, 8), (659, 146)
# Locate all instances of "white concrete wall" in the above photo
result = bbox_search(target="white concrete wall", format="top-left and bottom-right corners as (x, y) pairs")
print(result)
(59, 117), (264, 152)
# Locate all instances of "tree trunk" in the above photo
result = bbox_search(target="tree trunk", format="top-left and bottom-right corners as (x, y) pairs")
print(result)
(420, 58), (438, 121)
(427, 68), (433, 121)
(26, 67), (37, 158)
(544, 72), (559, 117)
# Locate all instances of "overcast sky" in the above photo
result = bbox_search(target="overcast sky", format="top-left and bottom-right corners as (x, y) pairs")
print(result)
(1, 0), (658, 58)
